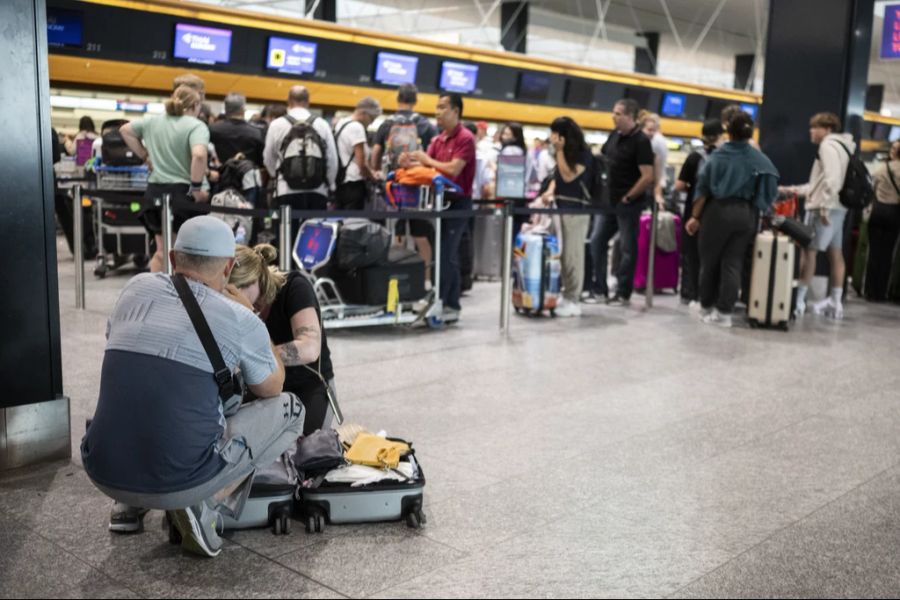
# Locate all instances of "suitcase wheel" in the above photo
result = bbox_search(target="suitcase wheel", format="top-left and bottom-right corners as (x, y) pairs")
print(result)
(94, 265), (108, 279)
(549, 309), (556, 318)
(405, 508), (426, 529)
(273, 511), (291, 536)
(305, 511), (326, 534)
(748, 319), (758, 329)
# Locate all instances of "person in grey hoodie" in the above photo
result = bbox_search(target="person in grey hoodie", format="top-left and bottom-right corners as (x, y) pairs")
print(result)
(779, 112), (855, 320)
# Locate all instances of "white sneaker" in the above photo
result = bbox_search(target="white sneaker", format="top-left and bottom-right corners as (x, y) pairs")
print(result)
(555, 299), (582, 317)
(688, 301), (702, 313)
(699, 306), (714, 320)
(812, 298), (843, 320)
(701, 309), (733, 328)
(794, 301), (807, 318)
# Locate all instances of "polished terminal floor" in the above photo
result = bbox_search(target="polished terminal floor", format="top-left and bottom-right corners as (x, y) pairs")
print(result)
(2, 237), (900, 598)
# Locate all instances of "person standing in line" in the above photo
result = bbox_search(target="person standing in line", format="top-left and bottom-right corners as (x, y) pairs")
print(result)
(333, 96), (382, 211)
(539, 117), (594, 317)
(591, 99), (655, 306)
(640, 111), (669, 209)
(779, 112), (855, 320)
(119, 85), (210, 273)
(863, 139), (900, 301)
(686, 112), (779, 328)
(675, 119), (724, 308)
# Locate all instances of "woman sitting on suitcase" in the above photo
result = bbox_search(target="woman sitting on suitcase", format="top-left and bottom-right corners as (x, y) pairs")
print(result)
(685, 111), (779, 328)
(230, 244), (337, 434)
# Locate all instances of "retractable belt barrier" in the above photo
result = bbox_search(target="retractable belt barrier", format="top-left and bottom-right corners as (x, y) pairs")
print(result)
(74, 193), (659, 333)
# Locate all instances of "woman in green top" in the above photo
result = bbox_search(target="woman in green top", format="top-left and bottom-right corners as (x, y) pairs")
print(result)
(121, 85), (210, 272)
(686, 111), (779, 328)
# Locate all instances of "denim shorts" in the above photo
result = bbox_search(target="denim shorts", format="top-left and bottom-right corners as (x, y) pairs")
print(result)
(806, 208), (846, 252)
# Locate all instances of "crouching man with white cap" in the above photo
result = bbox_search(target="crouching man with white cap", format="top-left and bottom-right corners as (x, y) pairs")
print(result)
(82, 215), (304, 557)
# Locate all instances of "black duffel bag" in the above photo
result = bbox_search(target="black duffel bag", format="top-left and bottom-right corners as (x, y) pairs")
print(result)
(335, 219), (391, 271)
(770, 215), (814, 248)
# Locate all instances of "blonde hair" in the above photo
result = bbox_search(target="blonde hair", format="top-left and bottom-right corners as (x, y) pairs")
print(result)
(639, 110), (661, 128)
(165, 85), (201, 117)
(173, 73), (206, 94)
(231, 244), (287, 307)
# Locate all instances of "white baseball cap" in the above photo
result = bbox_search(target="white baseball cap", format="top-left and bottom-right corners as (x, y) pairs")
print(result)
(173, 216), (235, 258)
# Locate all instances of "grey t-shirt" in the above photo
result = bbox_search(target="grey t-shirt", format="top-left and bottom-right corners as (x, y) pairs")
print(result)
(82, 273), (277, 494)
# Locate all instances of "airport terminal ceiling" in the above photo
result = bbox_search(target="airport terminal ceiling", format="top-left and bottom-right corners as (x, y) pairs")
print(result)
(197, 0), (900, 116)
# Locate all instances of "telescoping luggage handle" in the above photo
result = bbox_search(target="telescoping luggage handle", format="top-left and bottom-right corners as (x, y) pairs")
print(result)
(172, 274), (235, 401)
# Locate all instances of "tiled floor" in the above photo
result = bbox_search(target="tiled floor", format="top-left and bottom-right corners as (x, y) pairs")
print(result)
(2, 237), (900, 598)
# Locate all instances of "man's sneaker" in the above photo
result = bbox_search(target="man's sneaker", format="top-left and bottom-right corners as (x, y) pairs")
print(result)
(555, 299), (582, 317)
(170, 503), (224, 558)
(606, 295), (630, 307)
(701, 309), (733, 328)
(688, 300), (702, 313)
(442, 307), (461, 323)
(109, 503), (149, 534)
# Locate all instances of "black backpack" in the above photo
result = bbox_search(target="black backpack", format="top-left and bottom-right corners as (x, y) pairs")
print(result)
(100, 119), (143, 167)
(579, 153), (611, 209)
(278, 115), (327, 190)
(215, 155), (256, 195)
(832, 140), (874, 210)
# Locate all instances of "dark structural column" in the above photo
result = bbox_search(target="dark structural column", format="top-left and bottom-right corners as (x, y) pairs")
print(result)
(759, 0), (875, 184)
(501, 1), (529, 54)
(635, 32), (660, 75)
(306, 0), (336, 22)
(735, 53), (756, 91)
(0, 0), (69, 470)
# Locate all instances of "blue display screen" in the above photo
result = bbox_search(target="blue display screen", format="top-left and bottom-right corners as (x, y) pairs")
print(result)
(660, 93), (686, 118)
(882, 3), (900, 59)
(740, 103), (759, 120)
(440, 62), (479, 93)
(47, 9), (83, 48)
(375, 52), (418, 85)
(173, 23), (232, 65)
(517, 72), (551, 102)
(267, 37), (317, 74)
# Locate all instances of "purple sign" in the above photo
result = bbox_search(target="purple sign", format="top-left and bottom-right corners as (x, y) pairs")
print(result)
(375, 52), (418, 85)
(174, 23), (232, 64)
(266, 37), (317, 74)
(883, 4), (900, 59)
(440, 62), (478, 93)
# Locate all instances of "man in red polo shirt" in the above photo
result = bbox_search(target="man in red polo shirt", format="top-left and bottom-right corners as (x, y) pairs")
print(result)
(403, 93), (476, 322)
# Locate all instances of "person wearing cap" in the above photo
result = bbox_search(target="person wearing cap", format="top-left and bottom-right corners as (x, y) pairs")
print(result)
(81, 216), (302, 558)
(674, 119), (724, 308)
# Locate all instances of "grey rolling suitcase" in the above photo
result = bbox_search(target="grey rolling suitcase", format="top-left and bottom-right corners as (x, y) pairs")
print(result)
(299, 451), (426, 533)
(473, 213), (503, 280)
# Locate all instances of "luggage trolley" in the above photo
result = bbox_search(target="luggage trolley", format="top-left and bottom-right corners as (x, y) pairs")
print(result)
(293, 176), (460, 330)
(91, 164), (152, 277)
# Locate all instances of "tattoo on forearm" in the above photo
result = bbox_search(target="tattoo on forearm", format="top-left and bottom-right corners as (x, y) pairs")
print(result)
(279, 343), (303, 366)
(277, 327), (320, 366)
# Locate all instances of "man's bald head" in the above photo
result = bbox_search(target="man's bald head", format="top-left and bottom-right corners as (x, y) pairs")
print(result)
(288, 86), (310, 107)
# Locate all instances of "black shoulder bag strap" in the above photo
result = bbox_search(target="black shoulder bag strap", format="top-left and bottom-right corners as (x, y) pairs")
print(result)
(171, 274), (234, 401)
